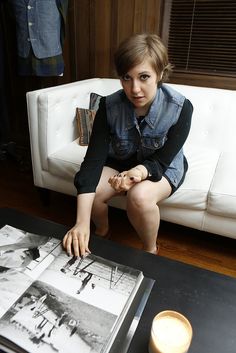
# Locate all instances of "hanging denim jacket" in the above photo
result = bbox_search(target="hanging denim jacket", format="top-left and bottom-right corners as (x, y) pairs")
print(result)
(106, 84), (186, 188)
(10, 0), (67, 59)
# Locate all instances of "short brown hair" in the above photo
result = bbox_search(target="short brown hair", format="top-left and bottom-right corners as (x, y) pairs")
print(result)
(114, 33), (173, 83)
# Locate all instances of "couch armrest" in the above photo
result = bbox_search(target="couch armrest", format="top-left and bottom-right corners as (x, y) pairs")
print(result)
(26, 79), (102, 185)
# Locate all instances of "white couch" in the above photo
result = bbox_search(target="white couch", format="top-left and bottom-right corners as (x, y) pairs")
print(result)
(26, 78), (236, 239)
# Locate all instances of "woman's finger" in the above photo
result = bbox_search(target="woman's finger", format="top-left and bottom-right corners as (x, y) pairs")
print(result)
(72, 234), (80, 257)
(66, 233), (73, 257)
(62, 233), (68, 248)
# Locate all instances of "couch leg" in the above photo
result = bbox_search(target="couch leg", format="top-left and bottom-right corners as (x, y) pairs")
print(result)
(37, 187), (51, 206)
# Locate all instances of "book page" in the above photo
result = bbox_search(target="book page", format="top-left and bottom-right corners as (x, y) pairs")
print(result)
(0, 252), (143, 353)
(0, 225), (62, 318)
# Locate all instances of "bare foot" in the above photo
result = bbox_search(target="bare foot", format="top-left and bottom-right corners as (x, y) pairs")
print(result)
(143, 245), (159, 255)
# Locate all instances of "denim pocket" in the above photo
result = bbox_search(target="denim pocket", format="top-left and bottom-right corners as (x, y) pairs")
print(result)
(140, 135), (167, 159)
(111, 136), (135, 159)
(142, 135), (167, 150)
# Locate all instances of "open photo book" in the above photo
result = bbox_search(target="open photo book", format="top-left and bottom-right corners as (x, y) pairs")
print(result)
(0, 225), (154, 353)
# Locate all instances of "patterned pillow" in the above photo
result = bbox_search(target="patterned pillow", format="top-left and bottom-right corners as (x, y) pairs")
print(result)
(89, 92), (103, 111)
(76, 93), (103, 146)
(76, 108), (96, 146)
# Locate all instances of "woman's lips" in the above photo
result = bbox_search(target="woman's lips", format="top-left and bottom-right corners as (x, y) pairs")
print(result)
(132, 96), (145, 101)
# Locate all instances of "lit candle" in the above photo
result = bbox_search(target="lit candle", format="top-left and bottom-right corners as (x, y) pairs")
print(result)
(149, 310), (193, 353)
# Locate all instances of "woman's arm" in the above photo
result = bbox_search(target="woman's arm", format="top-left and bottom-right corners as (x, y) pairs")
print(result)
(63, 98), (110, 257)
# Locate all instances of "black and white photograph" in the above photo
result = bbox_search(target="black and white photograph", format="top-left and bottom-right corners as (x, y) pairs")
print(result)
(0, 225), (61, 318)
(0, 252), (143, 353)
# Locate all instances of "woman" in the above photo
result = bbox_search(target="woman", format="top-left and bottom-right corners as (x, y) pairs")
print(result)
(63, 33), (193, 257)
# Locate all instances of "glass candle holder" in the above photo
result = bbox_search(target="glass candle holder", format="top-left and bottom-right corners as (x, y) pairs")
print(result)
(148, 310), (193, 353)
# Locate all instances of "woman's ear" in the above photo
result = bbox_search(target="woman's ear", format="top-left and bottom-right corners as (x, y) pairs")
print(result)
(157, 71), (164, 87)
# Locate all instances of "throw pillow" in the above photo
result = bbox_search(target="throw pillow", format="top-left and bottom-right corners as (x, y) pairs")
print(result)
(76, 108), (96, 146)
(89, 92), (103, 111)
(76, 93), (103, 146)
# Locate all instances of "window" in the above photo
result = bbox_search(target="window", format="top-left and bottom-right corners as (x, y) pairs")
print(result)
(162, 0), (236, 89)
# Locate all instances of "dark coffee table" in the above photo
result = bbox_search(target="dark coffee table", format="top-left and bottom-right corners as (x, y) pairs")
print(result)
(1, 208), (236, 353)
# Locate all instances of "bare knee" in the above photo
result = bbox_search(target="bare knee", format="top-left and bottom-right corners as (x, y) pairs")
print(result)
(93, 189), (110, 207)
(127, 188), (152, 211)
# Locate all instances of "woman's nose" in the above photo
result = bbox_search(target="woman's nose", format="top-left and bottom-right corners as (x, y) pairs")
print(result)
(131, 80), (141, 94)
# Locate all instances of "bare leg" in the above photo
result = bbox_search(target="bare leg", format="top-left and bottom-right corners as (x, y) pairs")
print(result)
(126, 177), (172, 253)
(91, 166), (119, 236)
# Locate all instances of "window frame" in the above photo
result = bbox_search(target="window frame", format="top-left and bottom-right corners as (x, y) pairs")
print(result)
(161, 0), (236, 89)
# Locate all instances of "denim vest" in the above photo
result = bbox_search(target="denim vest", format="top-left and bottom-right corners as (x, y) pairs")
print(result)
(106, 84), (186, 187)
(10, 0), (62, 59)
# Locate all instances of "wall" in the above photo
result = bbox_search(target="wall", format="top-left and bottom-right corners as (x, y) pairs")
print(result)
(73, 0), (163, 79)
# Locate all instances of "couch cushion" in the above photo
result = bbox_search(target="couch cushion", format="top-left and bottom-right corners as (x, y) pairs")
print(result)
(161, 146), (220, 210)
(48, 143), (220, 211)
(207, 152), (236, 218)
(48, 139), (86, 180)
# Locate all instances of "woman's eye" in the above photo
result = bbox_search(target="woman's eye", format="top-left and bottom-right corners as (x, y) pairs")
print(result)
(122, 75), (130, 81)
(140, 74), (150, 81)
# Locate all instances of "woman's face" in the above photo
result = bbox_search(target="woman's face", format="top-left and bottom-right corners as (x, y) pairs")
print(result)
(120, 59), (159, 115)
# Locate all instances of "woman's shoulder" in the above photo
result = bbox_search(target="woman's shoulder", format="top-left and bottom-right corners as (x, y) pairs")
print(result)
(182, 98), (194, 115)
(105, 89), (126, 107)
(161, 84), (186, 106)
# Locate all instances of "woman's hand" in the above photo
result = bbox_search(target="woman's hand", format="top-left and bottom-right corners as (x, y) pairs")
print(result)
(108, 165), (148, 192)
(63, 223), (91, 258)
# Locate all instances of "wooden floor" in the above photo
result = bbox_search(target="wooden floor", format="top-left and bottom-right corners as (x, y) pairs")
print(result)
(1, 155), (236, 278)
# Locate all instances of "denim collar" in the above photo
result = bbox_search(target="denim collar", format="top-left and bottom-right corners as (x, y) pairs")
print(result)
(143, 88), (163, 129)
(125, 87), (161, 130)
